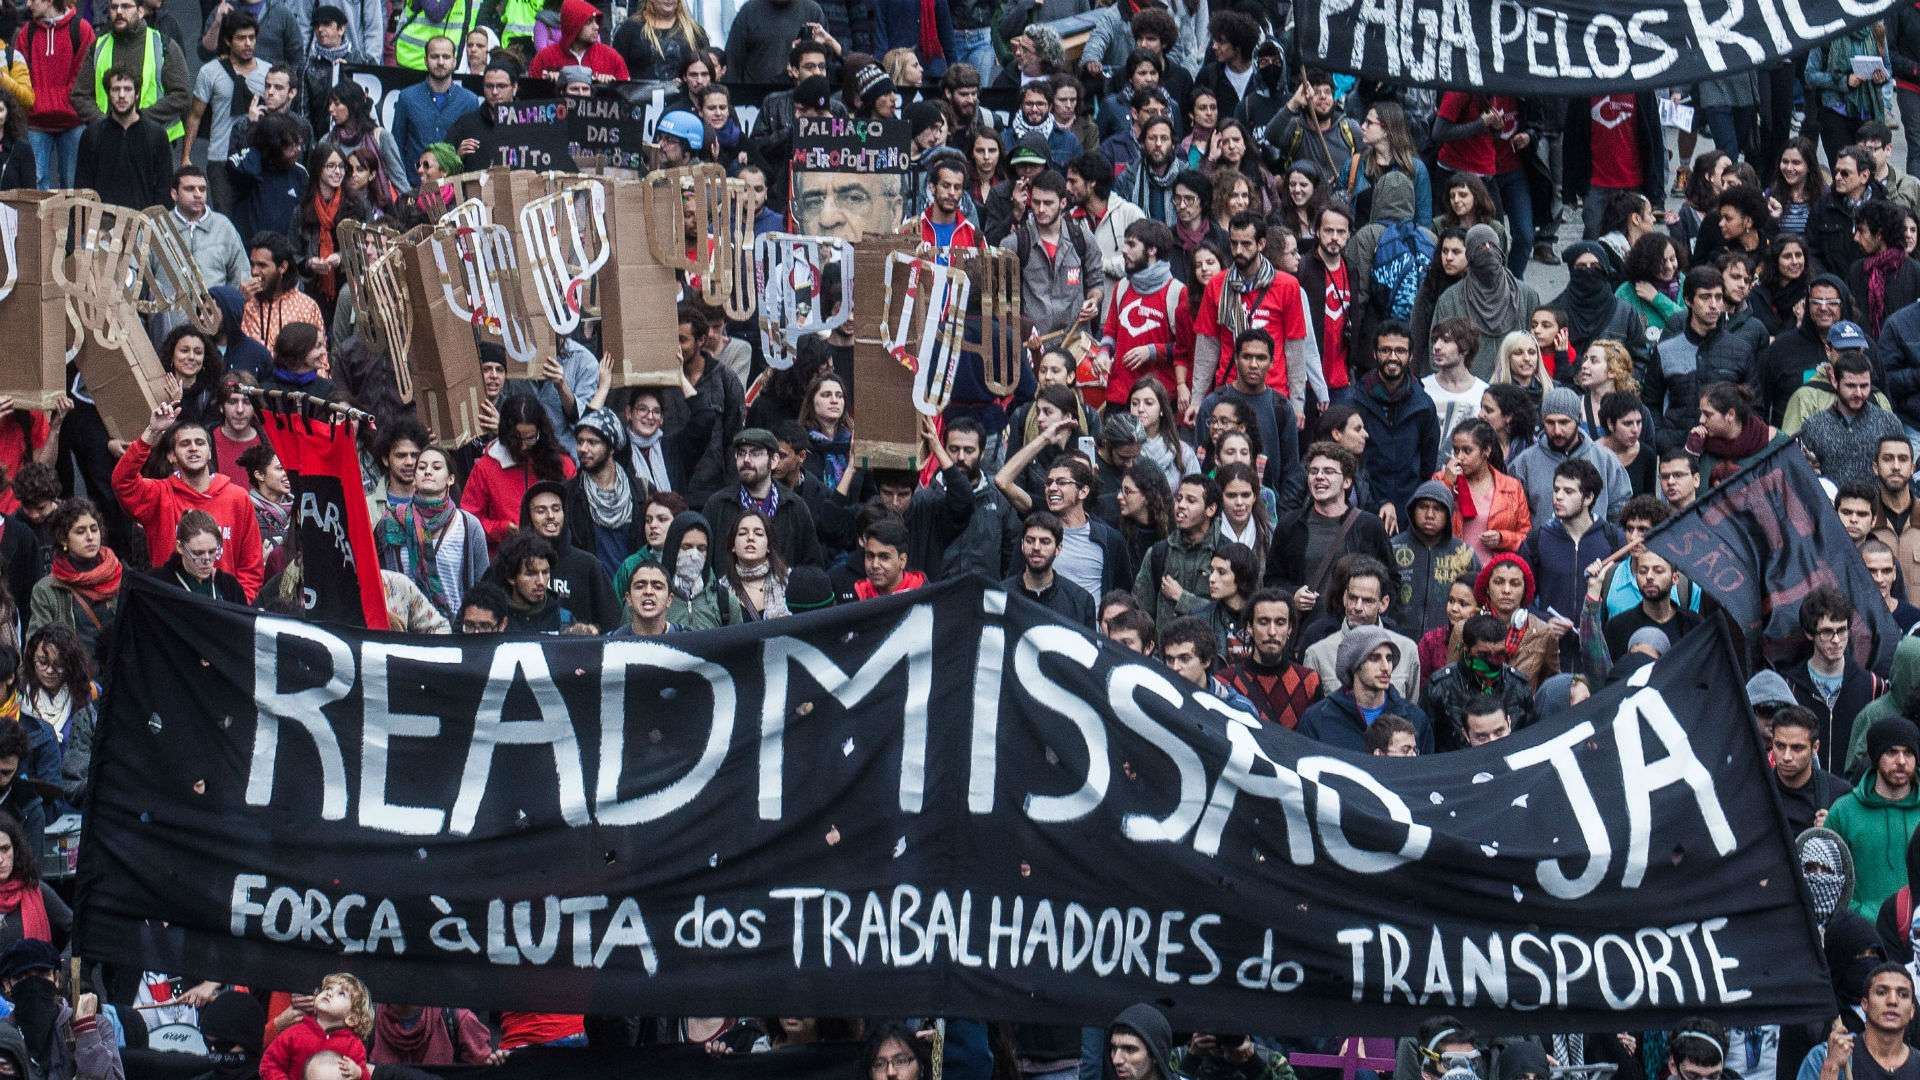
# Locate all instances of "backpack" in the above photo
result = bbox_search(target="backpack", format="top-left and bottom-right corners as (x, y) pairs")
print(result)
(1369, 220), (1433, 321)
(1016, 217), (1095, 275)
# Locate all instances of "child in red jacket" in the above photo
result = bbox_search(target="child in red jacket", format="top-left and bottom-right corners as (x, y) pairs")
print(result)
(261, 974), (372, 1080)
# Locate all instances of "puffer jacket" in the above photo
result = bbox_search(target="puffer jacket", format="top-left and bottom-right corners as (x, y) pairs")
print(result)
(1353, 371), (1439, 518)
(907, 465), (1021, 582)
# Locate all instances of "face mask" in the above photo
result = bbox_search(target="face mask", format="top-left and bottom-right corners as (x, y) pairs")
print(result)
(207, 1050), (258, 1080)
(676, 549), (706, 578)
(1801, 835), (1849, 925)
(1464, 657), (1503, 681)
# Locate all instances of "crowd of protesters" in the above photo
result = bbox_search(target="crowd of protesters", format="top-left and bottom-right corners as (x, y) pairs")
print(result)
(4, 0), (1920, 1076)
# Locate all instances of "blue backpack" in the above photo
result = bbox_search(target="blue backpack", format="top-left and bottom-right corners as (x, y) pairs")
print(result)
(1371, 220), (1434, 321)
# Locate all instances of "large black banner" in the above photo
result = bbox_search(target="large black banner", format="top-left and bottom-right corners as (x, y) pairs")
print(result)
(78, 577), (1828, 1032)
(1646, 440), (1895, 672)
(1298, 0), (1899, 94)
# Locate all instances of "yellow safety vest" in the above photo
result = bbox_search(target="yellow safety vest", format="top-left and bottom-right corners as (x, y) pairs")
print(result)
(394, 0), (476, 70)
(94, 28), (183, 142)
(501, 0), (539, 47)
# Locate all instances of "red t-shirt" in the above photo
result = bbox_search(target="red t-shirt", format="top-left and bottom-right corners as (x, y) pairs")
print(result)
(1194, 270), (1308, 396)
(1435, 93), (1521, 176)
(0, 411), (50, 515)
(1588, 94), (1642, 190)
(1100, 277), (1194, 404)
(1322, 261), (1352, 389)
(215, 428), (262, 490)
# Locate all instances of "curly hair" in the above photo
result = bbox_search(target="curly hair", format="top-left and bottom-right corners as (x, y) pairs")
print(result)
(318, 973), (374, 1039)
(1620, 232), (1685, 287)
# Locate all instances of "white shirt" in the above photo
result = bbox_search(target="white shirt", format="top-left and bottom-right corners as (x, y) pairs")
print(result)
(1422, 372), (1488, 461)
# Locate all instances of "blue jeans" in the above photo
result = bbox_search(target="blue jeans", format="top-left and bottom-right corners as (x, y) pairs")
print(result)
(1492, 168), (1534, 277)
(27, 128), (81, 189)
(953, 25), (997, 85)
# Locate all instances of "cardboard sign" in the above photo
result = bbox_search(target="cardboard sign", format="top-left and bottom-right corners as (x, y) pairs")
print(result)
(790, 117), (912, 242)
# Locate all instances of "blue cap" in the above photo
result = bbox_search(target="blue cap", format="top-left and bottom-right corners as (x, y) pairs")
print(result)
(1828, 320), (1871, 351)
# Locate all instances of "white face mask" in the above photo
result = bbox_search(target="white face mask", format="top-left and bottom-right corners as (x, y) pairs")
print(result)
(676, 548), (706, 579)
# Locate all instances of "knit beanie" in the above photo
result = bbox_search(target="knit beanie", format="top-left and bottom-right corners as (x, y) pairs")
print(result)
(1867, 716), (1920, 768)
(1745, 669), (1797, 710)
(1542, 385), (1581, 422)
(1335, 625), (1397, 688)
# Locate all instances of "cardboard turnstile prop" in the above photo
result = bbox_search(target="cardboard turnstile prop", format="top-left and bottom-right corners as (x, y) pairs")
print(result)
(393, 222), (486, 447)
(439, 198), (540, 364)
(519, 177), (610, 342)
(53, 195), (213, 441)
(0, 189), (77, 410)
(849, 238), (966, 471)
(755, 232), (853, 371)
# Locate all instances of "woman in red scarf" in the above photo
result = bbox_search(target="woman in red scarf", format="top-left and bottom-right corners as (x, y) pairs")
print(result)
(0, 813), (66, 950)
(293, 144), (370, 330)
(26, 499), (121, 671)
(1434, 419), (1531, 564)
(1687, 381), (1786, 486)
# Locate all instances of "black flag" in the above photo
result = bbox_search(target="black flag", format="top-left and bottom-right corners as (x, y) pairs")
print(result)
(1296, 0), (1898, 95)
(1644, 439), (1894, 672)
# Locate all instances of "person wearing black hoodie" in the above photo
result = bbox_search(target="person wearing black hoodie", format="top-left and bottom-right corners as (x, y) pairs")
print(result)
(1552, 242), (1655, 375)
(1758, 274), (1853, 425)
(191, 989), (266, 1080)
(490, 481), (618, 635)
(1107, 1004), (1175, 1080)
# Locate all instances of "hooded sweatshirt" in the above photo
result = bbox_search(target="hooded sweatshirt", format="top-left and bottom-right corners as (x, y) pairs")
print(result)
(1851, 637), (1920, 779)
(1827, 765), (1920, 919)
(112, 438), (264, 599)
(1106, 1005), (1175, 1080)
(527, 0), (630, 80)
(660, 510), (734, 630)
(20, 8), (90, 133)
(1390, 479), (1479, 639)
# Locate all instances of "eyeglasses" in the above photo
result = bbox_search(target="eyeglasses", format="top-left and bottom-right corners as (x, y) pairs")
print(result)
(630, 404), (662, 417)
(1810, 297), (1843, 307)
(184, 546), (222, 562)
(871, 1055), (917, 1073)
(460, 619), (502, 633)
(31, 656), (63, 672)
(1814, 626), (1850, 640)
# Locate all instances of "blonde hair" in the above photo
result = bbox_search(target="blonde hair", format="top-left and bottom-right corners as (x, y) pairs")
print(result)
(1587, 338), (1639, 396)
(320, 973), (374, 1039)
(1492, 331), (1550, 402)
(639, 0), (701, 62)
(882, 48), (920, 87)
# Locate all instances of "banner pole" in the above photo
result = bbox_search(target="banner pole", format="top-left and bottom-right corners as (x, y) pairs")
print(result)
(932, 1019), (945, 1080)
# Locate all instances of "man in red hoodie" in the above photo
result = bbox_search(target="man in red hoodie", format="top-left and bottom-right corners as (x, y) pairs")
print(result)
(19, 0), (93, 187)
(112, 401), (264, 599)
(526, 0), (628, 82)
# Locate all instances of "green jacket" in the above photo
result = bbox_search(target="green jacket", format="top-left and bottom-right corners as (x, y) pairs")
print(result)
(1827, 769), (1920, 918)
(1848, 635), (1920, 779)
(1134, 520), (1221, 632)
(1169, 1045), (1297, 1080)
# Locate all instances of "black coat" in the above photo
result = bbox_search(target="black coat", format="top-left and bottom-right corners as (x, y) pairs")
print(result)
(703, 482), (825, 572)
(1263, 505), (1399, 596)
(74, 115), (172, 211)
(564, 459), (653, 572)
(1807, 186), (1882, 276)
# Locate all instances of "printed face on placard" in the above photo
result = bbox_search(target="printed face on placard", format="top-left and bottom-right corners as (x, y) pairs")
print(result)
(791, 172), (905, 241)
